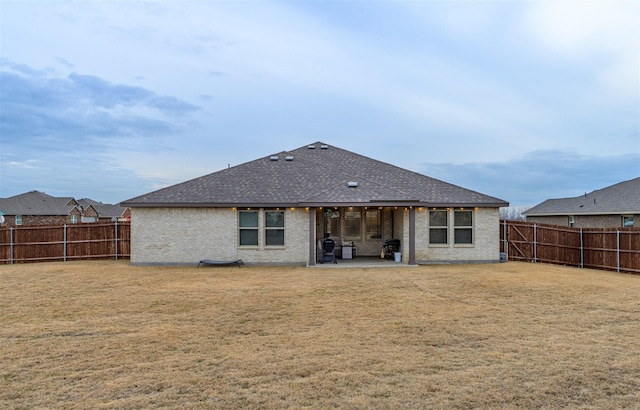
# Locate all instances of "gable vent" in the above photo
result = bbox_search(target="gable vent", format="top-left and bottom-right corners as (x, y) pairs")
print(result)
(285, 155), (294, 161)
(347, 181), (358, 187)
(270, 156), (279, 161)
(307, 145), (316, 149)
(320, 144), (329, 149)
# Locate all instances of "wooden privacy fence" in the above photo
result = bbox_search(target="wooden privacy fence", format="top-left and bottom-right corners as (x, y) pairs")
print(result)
(0, 222), (130, 264)
(500, 220), (640, 274)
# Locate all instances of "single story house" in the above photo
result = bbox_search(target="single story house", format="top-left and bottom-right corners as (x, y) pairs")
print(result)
(523, 177), (639, 228)
(0, 191), (130, 226)
(122, 143), (508, 266)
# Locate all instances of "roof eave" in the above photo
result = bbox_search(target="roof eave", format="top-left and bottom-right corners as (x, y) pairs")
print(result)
(424, 201), (509, 208)
(524, 210), (639, 217)
(123, 200), (509, 209)
(121, 201), (302, 208)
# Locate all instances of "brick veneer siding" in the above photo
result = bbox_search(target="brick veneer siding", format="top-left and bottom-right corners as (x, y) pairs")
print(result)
(83, 207), (99, 219)
(1, 215), (78, 226)
(130, 207), (309, 265)
(414, 207), (501, 263)
(130, 206), (502, 265)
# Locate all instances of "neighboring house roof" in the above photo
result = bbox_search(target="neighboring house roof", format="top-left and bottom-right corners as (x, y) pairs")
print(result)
(0, 191), (77, 216)
(523, 177), (640, 216)
(77, 198), (128, 218)
(0, 191), (129, 219)
(122, 142), (508, 208)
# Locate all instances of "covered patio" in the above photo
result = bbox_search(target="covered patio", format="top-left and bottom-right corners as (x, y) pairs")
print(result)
(308, 205), (416, 267)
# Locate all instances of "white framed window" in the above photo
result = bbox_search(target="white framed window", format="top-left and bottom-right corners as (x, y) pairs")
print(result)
(365, 209), (381, 239)
(344, 209), (361, 241)
(16, 215), (22, 225)
(265, 210), (285, 246)
(454, 210), (473, 244)
(568, 215), (575, 227)
(622, 216), (634, 228)
(429, 210), (448, 244)
(325, 209), (341, 238)
(70, 215), (78, 224)
(238, 210), (259, 246)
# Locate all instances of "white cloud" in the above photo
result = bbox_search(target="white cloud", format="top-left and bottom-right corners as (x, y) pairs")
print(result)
(521, 1), (639, 99)
(6, 160), (40, 170)
(522, 2), (633, 57)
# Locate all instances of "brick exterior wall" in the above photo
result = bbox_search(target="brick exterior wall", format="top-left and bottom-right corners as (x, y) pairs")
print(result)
(131, 206), (502, 265)
(526, 214), (637, 228)
(130, 207), (309, 265)
(414, 207), (500, 263)
(83, 207), (99, 219)
(1, 213), (80, 226)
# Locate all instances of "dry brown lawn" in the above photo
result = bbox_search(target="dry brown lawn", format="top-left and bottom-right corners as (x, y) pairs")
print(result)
(1, 261), (639, 409)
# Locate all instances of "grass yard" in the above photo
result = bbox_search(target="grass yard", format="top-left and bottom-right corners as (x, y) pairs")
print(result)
(1, 261), (639, 409)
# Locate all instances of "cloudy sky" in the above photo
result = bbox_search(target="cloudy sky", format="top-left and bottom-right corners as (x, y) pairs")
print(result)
(1, 1), (638, 207)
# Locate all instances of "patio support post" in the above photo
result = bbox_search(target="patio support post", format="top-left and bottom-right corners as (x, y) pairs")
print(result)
(308, 207), (316, 266)
(409, 207), (416, 265)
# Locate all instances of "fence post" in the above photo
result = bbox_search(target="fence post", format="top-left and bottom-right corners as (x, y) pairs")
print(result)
(533, 224), (537, 263)
(115, 221), (119, 260)
(503, 220), (508, 260)
(617, 229), (620, 273)
(579, 228), (584, 269)
(506, 221), (509, 260)
(63, 224), (67, 262)
(9, 226), (14, 264)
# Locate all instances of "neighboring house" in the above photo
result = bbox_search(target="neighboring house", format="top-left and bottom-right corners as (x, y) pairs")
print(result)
(0, 191), (130, 226)
(523, 177), (640, 228)
(77, 199), (131, 222)
(121, 142), (509, 266)
(0, 191), (81, 226)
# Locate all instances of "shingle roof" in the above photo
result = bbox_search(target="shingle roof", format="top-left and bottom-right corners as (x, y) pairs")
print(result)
(77, 198), (128, 218)
(121, 142), (509, 208)
(0, 191), (76, 216)
(523, 177), (640, 216)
